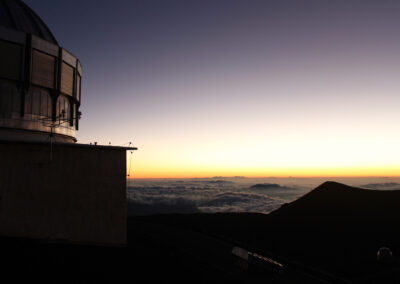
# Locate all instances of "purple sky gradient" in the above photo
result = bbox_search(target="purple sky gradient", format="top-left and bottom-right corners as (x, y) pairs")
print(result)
(24, 0), (400, 177)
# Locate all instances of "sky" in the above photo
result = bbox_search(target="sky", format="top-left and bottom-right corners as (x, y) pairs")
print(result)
(25, 0), (400, 178)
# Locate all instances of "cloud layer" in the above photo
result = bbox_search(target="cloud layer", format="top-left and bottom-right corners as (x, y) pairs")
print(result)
(361, 183), (400, 191)
(127, 179), (304, 216)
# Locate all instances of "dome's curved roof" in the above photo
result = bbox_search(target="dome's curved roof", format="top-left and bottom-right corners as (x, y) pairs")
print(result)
(0, 0), (58, 44)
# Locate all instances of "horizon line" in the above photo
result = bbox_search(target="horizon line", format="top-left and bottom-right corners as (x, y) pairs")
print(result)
(127, 175), (400, 180)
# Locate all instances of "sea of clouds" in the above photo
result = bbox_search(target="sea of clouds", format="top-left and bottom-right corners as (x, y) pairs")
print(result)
(127, 177), (400, 216)
(127, 178), (309, 216)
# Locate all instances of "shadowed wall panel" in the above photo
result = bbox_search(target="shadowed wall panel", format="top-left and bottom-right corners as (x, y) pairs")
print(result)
(61, 62), (74, 96)
(0, 142), (127, 246)
(31, 50), (55, 89)
(0, 80), (20, 117)
(0, 40), (21, 80)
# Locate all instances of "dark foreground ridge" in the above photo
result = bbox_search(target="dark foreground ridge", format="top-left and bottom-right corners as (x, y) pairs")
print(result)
(2, 181), (400, 283)
(270, 181), (400, 223)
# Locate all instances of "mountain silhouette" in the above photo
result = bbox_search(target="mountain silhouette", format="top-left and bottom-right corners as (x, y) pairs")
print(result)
(134, 181), (400, 281)
(269, 181), (400, 226)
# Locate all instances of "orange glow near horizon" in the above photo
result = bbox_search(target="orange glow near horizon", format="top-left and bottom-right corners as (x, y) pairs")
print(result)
(128, 162), (400, 179)
(61, 0), (400, 182)
(125, 133), (400, 179)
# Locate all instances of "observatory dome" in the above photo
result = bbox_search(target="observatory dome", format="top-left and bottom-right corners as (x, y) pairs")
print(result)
(0, 0), (57, 44)
(0, 0), (82, 143)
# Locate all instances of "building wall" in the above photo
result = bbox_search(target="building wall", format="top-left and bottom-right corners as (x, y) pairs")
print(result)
(0, 142), (127, 246)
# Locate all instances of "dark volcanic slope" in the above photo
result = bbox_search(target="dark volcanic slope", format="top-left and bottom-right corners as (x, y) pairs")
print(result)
(269, 181), (400, 225)
(3, 182), (400, 283)
(134, 182), (400, 282)
(264, 182), (400, 278)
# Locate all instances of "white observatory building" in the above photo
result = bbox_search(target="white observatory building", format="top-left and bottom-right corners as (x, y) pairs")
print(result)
(0, 0), (136, 246)
(0, 0), (81, 142)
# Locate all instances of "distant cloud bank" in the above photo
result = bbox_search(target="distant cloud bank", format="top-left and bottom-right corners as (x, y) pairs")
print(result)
(361, 183), (400, 190)
(127, 178), (400, 216)
(127, 179), (303, 216)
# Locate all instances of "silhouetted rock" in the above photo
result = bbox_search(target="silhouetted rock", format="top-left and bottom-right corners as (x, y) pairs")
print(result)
(130, 181), (400, 282)
(269, 181), (400, 226)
